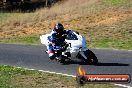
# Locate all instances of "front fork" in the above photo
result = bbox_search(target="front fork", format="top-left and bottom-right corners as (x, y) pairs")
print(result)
(79, 51), (87, 60)
(78, 48), (89, 60)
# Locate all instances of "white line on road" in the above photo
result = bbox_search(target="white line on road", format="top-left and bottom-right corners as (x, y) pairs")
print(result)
(94, 48), (132, 52)
(38, 70), (76, 77)
(16, 66), (76, 77)
(114, 84), (132, 88)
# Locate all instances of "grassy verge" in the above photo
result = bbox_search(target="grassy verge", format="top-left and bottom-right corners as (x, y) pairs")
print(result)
(0, 65), (116, 88)
(89, 38), (132, 50)
(0, 36), (40, 45)
(102, 0), (132, 6)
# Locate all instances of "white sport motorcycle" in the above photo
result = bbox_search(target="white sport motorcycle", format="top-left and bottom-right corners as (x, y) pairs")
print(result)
(40, 30), (98, 64)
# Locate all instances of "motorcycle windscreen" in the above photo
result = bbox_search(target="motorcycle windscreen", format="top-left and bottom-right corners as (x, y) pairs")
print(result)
(66, 32), (78, 40)
(65, 31), (87, 48)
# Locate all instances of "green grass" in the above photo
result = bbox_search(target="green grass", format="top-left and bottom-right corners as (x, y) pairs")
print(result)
(0, 65), (116, 88)
(0, 13), (19, 21)
(0, 36), (40, 45)
(0, 65), (36, 88)
(102, 0), (132, 6)
(0, 13), (11, 18)
(89, 38), (132, 50)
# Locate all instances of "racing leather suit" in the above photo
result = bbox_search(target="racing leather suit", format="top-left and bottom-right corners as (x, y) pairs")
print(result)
(47, 30), (70, 60)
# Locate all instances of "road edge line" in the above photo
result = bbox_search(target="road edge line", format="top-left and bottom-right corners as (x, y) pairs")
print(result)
(114, 84), (132, 88)
(16, 66), (76, 77)
(94, 48), (132, 52)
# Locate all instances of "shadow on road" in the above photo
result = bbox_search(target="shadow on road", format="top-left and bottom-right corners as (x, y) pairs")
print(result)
(95, 62), (129, 66)
(63, 60), (129, 66)
(63, 60), (88, 65)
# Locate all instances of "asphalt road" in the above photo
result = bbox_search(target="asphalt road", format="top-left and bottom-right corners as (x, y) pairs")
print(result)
(0, 44), (132, 87)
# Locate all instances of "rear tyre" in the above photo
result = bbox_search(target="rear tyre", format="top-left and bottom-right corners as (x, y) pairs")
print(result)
(83, 50), (98, 65)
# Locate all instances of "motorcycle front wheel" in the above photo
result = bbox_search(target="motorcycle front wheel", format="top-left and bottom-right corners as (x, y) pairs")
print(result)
(85, 50), (98, 64)
(78, 50), (98, 65)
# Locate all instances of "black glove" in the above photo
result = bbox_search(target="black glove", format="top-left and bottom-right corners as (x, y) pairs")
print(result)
(61, 44), (69, 51)
(65, 43), (69, 48)
(62, 34), (67, 38)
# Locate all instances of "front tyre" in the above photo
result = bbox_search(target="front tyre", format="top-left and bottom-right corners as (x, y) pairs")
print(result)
(83, 50), (98, 65)
(58, 55), (67, 64)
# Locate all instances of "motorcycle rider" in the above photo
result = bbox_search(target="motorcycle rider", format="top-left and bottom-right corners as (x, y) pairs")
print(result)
(47, 23), (71, 60)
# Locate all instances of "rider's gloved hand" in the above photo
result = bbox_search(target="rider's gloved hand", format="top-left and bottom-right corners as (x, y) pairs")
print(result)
(61, 44), (69, 51)
(65, 43), (69, 48)
(62, 34), (67, 38)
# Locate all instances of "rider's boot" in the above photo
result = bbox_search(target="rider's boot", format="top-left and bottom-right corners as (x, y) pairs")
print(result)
(49, 55), (55, 60)
(46, 50), (55, 60)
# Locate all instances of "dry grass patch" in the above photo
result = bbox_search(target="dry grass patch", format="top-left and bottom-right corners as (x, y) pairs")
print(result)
(0, 0), (101, 39)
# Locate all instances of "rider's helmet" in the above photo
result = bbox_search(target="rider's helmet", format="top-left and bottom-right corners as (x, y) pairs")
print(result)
(53, 23), (64, 34)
